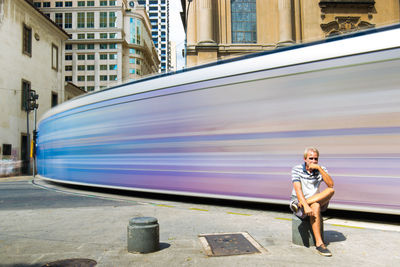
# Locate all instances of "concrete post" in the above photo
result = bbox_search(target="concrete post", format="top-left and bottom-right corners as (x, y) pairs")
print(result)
(292, 214), (324, 247)
(127, 217), (159, 253)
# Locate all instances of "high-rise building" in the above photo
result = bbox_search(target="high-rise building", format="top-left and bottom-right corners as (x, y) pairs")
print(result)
(137, 0), (170, 73)
(37, 0), (159, 92)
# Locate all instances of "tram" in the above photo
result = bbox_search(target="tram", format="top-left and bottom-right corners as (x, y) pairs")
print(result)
(37, 24), (400, 215)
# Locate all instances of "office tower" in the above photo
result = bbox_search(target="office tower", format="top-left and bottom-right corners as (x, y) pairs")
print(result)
(37, 0), (159, 91)
(137, 0), (170, 72)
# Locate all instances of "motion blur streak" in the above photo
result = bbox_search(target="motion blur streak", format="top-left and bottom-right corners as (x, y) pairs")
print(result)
(37, 25), (400, 215)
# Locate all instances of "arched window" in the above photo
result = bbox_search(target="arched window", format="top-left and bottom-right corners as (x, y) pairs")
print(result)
(231, 0), (257, 43)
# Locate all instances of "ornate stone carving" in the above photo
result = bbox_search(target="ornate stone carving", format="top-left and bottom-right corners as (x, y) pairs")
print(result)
(321, 16), (374, 36)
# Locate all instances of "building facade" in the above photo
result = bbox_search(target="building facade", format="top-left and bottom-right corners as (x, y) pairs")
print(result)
(137, 0), (170, 73)
(182, 0), (400, 67)
(37, 0), (159, 91)
(0, 0), (69, 175)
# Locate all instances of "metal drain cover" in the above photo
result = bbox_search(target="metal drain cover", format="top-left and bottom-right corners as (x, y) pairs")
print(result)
(199, 232), (267, 256)
(42, 258), (97, 267)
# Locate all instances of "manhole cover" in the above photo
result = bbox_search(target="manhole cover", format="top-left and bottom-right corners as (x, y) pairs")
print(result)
(42, 258), (97, 267)
(199, 232), (267, 256)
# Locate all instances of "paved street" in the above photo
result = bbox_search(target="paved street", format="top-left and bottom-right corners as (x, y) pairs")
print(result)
(0, 176), (400, 266)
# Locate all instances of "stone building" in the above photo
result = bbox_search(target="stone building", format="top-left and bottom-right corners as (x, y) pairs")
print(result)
(37, 0), (160, 91)
(0, 0), (69, 175)
(182, 0), (400, 67)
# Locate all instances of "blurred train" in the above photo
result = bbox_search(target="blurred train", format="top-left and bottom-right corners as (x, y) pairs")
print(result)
(36, 24), (400, 215)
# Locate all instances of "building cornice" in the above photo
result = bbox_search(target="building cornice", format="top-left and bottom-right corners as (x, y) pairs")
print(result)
(24, 0), (70, 39)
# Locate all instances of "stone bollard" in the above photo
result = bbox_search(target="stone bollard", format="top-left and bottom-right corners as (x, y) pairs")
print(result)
(292, 214), (323, 247)
(127, 217), (159, 253)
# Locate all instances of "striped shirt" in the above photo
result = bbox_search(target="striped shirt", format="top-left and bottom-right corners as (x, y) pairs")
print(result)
(291, 163), (328, 200)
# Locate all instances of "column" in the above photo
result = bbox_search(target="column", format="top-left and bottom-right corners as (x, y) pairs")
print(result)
(197, 0), (215, 44)
(278, 0), (294, 47)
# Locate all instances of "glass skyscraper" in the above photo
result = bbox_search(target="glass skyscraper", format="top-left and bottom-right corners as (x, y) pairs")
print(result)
(138, 0), (170, 72)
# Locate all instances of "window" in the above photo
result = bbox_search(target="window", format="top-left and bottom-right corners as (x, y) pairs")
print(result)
(78, 33), (85, 39)
(78, 76), (85, 81)
(100, 33), (107, 39)
(109, 64), (117, 70)
(109, 43), (117, 49)
(100, 65), (107, 70)
(109, 75), (117, 81)
(2, 144), (12, 156)
(55, 13), (63, 28)
(109, 0), (116, 6)
(65, 1), (72, 7)
(100, 12), (107, 28)
(77, 44), (86, 50)
(231, 0), (257, 43)
(52, 44), (58, 71)
(137, 59), (141, 65)
(87, 75), (95, 81)
(22, 24), (32, 56)
(129, 69), (135, 74)
(109, 53), (117, 59)
(65, 13), (72, 28)
(87, 1), (95, 6)
(34, 2), (41, 8)
(65, 54), (72, 60)
(87, 12), (94, 28)
(78, 65), (85, 71)
(77, 13), (85, 28)
(65, 76), (72, 81)
(87, 86), (95, 91)
(87, 33), (94, 39)
(109, 12), (116, 27)
(129, 48), (135, 54)
(87, 54), (95, 60)
(100, 44), (108, 49)
(65, 65), (72, 71)
(77, 54), (85, 60)
(43, 2), (50, 7)
(21, 80), (31, 111)
(129, 58), (135, 64)
(51, 92), (58, 107)
(55, 2), (63, 7)
(78, 1), (85, 6)
(100, 54), (107, 60)
(87, 44), (94, 49)
(100, 1), (107, 6)
(87, 65), (95, 70)
(109, 33), (116, 38)
(100, 75), (108, 81)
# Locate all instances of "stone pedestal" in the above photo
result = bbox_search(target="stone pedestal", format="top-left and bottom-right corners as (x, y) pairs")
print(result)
(292, 214), (323, 247)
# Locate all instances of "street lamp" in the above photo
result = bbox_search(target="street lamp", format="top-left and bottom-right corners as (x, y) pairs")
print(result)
(184, 0), (193, 68)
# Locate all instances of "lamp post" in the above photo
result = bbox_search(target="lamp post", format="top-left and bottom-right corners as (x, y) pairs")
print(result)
(184, 0), (193, 68)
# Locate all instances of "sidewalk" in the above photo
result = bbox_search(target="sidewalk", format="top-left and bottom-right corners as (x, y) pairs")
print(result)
(0, 176), (399, 266)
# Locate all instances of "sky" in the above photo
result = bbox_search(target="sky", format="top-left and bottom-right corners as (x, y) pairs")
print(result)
(169, 1), (185, 70)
